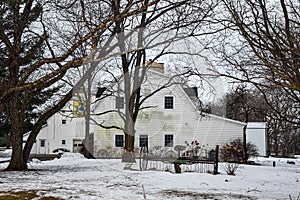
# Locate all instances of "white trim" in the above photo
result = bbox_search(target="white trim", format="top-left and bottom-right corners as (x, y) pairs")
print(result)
(204, 113), (247, 126)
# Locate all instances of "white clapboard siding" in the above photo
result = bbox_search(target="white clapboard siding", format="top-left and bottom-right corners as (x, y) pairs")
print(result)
(29, 112), (86, 154)
(92, 69), (246, 157)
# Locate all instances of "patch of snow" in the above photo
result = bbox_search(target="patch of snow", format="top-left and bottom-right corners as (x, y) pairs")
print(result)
(31, 158), (42, 164)
(250, 155), (300, 167)
(0, 149), (12, 157)
(0, 154), (299, 199)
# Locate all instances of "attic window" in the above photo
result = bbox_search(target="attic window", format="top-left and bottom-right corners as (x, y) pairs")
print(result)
(62, 119), (66, 124)
(164, 96), (174, 109)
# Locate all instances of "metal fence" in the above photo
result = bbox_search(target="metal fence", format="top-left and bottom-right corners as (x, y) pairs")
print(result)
(144, 160), (215, 173)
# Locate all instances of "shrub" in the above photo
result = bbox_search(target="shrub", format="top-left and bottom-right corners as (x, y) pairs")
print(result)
(53, 148), (70, 153)
(222, 163), (239, 175)
(221, 138), (258, 163)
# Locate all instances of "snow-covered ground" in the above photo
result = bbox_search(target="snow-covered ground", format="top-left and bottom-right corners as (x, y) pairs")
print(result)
(0, 152), (299, 200)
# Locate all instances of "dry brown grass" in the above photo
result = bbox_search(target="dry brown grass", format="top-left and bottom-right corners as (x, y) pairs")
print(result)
(0, 191), (63, 200)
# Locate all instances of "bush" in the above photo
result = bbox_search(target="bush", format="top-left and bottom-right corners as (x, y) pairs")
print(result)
(53, 148), (70, 153)
(221, 138), (258, 163)
(222, 163), (239, 175)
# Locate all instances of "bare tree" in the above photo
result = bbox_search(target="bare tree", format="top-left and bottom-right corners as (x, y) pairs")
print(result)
(79, 0), (221, 162)
(215, 0), (300, 95)
(0, 0), (167, 170)
(263, 88), (299, 156)
(203, 0), (300, 157)
(205, 0), (299, 125)
(0, 0), (222, 169)
(225, 84), (267, 123)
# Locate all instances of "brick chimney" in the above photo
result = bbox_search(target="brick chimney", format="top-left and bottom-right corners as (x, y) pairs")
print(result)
(144, 61), (164, 73)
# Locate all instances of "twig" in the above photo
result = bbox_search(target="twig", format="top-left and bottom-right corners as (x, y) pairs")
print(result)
(142, 185), (146, 199)
(247, 187), (259, 193)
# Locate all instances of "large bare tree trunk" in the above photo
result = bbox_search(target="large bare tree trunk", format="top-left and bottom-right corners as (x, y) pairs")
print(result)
(122, 134), (135, 162)
(82, 76), (94, 158)
(6, 95), (27, 170)
(122, 118), (136, 162)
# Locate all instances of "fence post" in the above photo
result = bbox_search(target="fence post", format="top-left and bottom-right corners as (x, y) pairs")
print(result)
(174, 163), (181, 173)
(213, 145), (219, 175)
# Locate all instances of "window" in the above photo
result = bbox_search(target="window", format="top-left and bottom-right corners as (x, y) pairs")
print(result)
(165, 134), (174, 147)
(139, 135), (148, 148)
(73, 143), (83, 147)
(116, 97), (124, 109)
(62, 119), (66, 124)
(62, 140), (66, 145)
(164, 96), (174, 109)
(40, 140), (45, 147)
(115, 135), (124, 147)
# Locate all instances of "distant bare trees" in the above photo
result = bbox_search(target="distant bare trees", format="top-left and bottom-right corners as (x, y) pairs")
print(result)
(207, 0), (300, 123)
(214, 0), (300, 97)
(205, 0), (300, 156)
(225, 85), (267, 123)
(263, 88), (299, 156)
(206, 84), (299, 156)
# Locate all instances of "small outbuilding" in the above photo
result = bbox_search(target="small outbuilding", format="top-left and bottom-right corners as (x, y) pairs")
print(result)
(246, 122), (268, 157)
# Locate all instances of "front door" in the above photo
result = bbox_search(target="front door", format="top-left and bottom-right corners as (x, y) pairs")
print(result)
(39, 139), (46, 154)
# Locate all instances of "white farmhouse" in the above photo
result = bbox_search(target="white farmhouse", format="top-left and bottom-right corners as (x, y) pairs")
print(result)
(25, 63), (249, 158)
